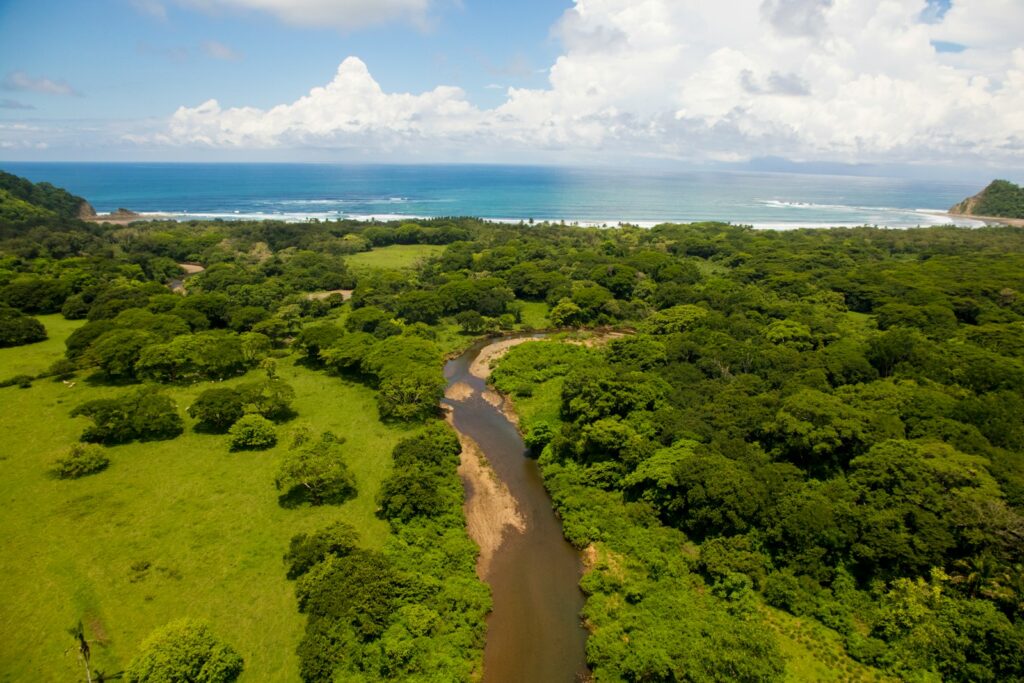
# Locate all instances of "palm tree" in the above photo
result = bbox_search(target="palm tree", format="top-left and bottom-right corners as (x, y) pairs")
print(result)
(66, 621), (93, 683)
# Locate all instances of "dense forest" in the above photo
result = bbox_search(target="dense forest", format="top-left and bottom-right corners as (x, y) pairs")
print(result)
(2, 172), (1024, 681)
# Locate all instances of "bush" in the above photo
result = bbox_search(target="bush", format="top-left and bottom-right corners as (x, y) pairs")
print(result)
(0, 374), (34, 388)
(125, 619), (243, 683)
(52, 444), (109, 479)
(227, 414), (277, 451)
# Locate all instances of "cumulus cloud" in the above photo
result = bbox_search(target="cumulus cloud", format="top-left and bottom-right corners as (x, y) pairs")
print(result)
(161, 0), (1024, 166)
(184, 0), (432, 31)
(168, 57), (480, 148)
(3, 71), (81, 96)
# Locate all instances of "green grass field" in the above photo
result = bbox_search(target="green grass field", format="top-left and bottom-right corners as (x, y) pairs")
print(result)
(0, 313), (83, 379)
(0, 324), (415, 681)
(344, 244), (446, 272)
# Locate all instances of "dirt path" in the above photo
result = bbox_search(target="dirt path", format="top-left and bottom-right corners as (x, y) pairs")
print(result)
(304, 289), (353, 301)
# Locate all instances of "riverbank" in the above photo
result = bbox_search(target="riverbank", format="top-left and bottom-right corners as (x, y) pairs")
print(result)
(443, 337), (590, 681)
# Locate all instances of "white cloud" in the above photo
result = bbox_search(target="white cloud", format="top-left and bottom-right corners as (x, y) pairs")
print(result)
(130, 0), (168, 20)
(161, 0), (1024, 166)
(202, 40), (242, 61)
(168, 57), (480, 148)
(3, 71), (81, 96)
(184, 0), (432, 31)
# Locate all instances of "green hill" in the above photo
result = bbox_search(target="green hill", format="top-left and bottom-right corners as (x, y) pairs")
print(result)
(0, 170), (94, 219)
(950, 179), (1024, 219)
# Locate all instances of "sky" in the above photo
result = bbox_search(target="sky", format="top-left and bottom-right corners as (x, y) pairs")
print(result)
(0, 0), (1022, 177)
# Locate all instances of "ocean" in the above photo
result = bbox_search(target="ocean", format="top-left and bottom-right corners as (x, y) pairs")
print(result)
(0, 162), (988, 229)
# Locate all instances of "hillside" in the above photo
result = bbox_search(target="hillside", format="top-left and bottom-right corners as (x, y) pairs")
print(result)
(950, 179), (1024, 220)
(0, 170), (94, 220)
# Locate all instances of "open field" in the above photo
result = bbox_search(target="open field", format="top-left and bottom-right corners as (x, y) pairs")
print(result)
(344, 244), (446, 271)
(0, 326), (413, 681)
(0, 313), (84, 379)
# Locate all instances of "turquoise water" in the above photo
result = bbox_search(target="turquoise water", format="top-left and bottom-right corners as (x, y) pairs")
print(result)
(0, 162), (987, 228)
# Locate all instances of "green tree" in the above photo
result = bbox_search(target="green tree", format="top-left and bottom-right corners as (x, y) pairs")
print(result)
(227, 414), (277, 451)
(0, 306), (46, 347)
(125, 619), (243, 683)
(188, 388), (246, 433)
(275, 432), (357, 506)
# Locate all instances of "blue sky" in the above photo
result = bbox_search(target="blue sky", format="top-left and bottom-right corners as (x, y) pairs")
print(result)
(0, 0), (569, 118)
(0, 0), (1021, 177)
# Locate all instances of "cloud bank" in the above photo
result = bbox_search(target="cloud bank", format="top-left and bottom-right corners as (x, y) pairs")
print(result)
(162, 0), (1024, 167)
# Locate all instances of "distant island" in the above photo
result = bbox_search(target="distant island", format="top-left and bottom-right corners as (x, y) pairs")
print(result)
(950, 179), (1024, 224)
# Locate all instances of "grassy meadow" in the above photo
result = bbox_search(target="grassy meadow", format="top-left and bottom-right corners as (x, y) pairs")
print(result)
(343, 243), (445, 272)
(0, 321), (416, 681)
(0, 313), (83, 377)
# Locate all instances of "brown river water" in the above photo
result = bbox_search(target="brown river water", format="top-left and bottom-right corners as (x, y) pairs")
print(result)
(443, 338), (590, 683)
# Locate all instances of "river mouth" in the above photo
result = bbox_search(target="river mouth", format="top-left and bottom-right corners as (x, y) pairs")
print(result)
(443, 337), (589, 683)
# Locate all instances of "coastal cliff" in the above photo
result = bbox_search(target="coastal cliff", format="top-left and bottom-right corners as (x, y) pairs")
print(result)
(950, 179), (1024, 221)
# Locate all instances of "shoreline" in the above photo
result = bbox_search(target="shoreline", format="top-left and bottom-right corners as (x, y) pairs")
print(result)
(80, 209), (991, 230)
(941, 212), (1024, 228)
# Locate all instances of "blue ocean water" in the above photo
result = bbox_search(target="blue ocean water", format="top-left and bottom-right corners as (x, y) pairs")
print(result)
(0, 162), (987, 228)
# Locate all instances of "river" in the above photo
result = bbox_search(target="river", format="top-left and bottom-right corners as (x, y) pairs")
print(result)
(443, 338), (590, 683)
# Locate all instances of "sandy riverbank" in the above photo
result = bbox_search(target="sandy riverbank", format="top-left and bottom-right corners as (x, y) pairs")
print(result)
(447, 415), (525, 578)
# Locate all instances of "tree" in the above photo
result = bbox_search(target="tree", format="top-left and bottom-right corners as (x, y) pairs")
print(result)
(125, 619), (243, 683)
(294, 323), (344, 365)
(455, 310), (487, 334)
(275, 432), (357, 506)
(87, 329), (156, 381)
(72, 388), (184, 444)
(0, 306), (46, 347)
(228, 415), (277, 451)
(549, 298), (584, 327)
(284, 521), (360, 580)
(188, 388), (246, 433)
(376, 370), (444, 422)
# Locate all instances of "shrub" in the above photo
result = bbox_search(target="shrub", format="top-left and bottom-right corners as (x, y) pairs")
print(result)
(125, 619), (243, 683)
(0, 374), (34, 388)
(228, 414), (277, 451)
(52, 444), (109, 479)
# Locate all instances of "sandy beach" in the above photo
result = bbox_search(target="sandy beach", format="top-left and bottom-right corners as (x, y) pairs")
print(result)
(943, 213), (1024, 228)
